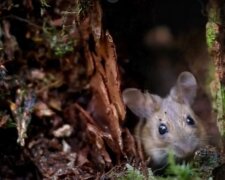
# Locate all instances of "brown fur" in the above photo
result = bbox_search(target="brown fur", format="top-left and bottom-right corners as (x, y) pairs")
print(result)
(123, 72), (207, 168)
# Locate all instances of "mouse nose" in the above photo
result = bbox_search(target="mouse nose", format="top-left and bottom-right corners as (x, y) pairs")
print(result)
(174, 143), (196, 158)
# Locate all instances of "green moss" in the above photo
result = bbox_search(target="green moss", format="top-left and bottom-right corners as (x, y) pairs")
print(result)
(163, 153), (201, 180)
(214, 83), (225, 136)
(206, 6), (219, 49)
(206, 22), (217, 49)
(43, 25), (75, 57)
(118, 153), (203, 180)
(118, 164), (155, 180)
(40, 0), (50, 7)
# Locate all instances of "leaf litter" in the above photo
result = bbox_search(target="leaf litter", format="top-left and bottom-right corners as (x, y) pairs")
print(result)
(0, 0), (142, 179)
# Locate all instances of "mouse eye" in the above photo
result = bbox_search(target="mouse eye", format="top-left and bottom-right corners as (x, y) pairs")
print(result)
(186, 115), (195, 125)
(158, 124), (168, 135)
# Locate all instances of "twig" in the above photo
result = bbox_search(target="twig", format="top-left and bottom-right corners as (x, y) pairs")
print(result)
(2, 15), (42, 29)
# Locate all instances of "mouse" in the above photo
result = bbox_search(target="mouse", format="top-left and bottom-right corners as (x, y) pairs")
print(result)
(122, 71), (207, 168)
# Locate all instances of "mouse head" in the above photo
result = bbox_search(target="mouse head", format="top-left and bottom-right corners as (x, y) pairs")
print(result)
(122, 72), (206, 167)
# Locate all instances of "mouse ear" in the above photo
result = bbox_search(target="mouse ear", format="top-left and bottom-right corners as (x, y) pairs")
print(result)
(170, 71), (197, 105)
(122, 88), (161, 118)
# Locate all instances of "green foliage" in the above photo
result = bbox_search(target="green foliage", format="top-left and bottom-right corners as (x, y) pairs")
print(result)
(40, 0), (50, 7)
(51, 37), (74, 57)
(119, 153), (203, 180)
(214, 83), (225, 136)
(206, 22), (217, 49)
(5, 117), (16, 128)
(118, 164), (155, 180)
(206, 3), (225, 138)
(206, 6), (219, 49)
(43, 25), (75, 57)
(41, 0), (94, 57)
(163, 153), (200, 180)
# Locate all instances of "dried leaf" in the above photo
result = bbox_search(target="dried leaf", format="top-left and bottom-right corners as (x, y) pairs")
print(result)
(53, 124), (73, 138)
(62, 140), (71, 153)
(34, 101), (54, 117)
(30, 69), (45, 80)
(49, 98), (62, 111)
(0, 114), (10, 128)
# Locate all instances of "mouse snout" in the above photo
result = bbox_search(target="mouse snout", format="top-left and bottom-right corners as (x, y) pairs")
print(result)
(173, 141), (197, 158)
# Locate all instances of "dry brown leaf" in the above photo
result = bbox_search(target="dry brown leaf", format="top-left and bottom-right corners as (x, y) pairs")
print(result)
(0, 114), (10, 128)
(34, 101), (55, 117)
(53, 124), (73, 138)
(77, 150), (89, 167)
(49, 98), (62, 111)
(30, 69), (45, 80)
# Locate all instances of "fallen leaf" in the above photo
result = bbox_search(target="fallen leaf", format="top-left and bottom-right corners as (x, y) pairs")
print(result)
(34, 101), (55, 117)
(53, 124), (73, 138)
